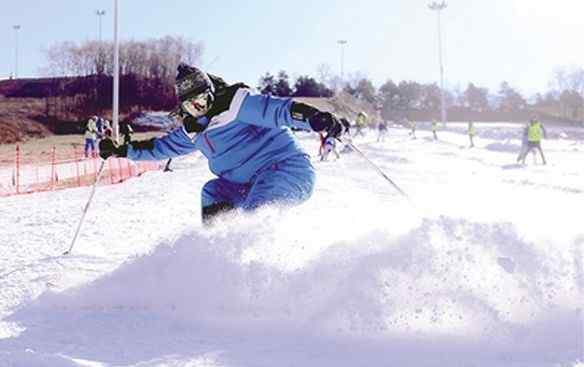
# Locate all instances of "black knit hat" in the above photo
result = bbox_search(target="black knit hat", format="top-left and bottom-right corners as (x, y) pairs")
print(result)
(175, 63), (214, 101)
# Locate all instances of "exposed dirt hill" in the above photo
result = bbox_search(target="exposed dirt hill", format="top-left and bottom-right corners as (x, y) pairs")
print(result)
(0, 96), (51, 144)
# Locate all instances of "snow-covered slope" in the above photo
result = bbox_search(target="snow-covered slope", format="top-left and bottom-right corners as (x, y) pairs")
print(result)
(1, 123), (582, 366)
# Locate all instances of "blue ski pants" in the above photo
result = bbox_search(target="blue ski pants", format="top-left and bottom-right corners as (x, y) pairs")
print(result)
(201, 154), (315, 212)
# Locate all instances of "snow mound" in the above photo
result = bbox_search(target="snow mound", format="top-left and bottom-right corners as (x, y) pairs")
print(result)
(22, 212), (581, 361)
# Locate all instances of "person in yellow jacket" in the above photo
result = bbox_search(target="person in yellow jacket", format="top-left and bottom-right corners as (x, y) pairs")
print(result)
(354, 112), (367, 137)
(468, 121), (476, 148)
(431, 119), (438, 140)
(84, 116), (98, 158)
(521, 116), (547, 165)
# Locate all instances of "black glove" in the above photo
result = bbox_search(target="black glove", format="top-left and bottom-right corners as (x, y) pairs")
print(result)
(309, 112), (343, 139)
(98, 138), (128, 159)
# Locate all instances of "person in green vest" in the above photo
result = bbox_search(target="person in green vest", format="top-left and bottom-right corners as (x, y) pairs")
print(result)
(468, 121), (476, 148)
(354, 111), (368, 137)
(431, 119), (438, 140)
(520, 116), (547, 165)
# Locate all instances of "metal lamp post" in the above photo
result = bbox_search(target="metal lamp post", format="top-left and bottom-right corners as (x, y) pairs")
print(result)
(337, 40), (348, 87)
(96, 10), (106, 42)
(112, 0), (120, 141)
(428, 1), (447, 125)
(13, 25), (21, 79)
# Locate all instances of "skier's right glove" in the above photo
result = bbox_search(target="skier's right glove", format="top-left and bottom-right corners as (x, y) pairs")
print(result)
(309, 111), (344, 139)
(98, 138), (128, 159)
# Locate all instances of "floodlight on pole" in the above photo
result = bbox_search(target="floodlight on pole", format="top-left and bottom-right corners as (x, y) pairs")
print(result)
(112, 0), (120, 142)
(96, 10), (106, 42)
(337, 40), (348, 85)
(428, 1), (448, 125)
(13, 25), (21, 79)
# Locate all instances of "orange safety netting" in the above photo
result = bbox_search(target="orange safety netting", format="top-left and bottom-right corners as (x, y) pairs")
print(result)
(0, 145), (162, 197)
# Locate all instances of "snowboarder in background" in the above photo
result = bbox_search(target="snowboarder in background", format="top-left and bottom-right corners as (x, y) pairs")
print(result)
(468, 121), (476, 148)
(99, 63), (345, 224)
(84, 116), (98, 158)
(377, 120), (388, 142)
(353, 112), (367, 137)
(431, 119), (438, 140)
(520, 116), (547, 165)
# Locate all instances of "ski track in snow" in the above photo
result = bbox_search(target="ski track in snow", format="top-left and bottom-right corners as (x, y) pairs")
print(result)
(0, 123), (583, 366)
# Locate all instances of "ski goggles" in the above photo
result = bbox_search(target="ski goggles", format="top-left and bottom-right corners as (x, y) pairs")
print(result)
(181, 89), (213, 119)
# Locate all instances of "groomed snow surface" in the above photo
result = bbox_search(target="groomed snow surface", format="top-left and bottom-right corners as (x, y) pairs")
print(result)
(1, 122), (583, 366)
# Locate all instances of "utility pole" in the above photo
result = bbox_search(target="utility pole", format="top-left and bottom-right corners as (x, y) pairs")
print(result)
(13, 25), (21, 79)
(112, 0), (120, 142)
(96, 10), (106, 42)
(337, 40), (348, 87)
(428, 1), (448, 125)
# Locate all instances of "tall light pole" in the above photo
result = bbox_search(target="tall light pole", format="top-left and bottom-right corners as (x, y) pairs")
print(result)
(428, 1), (447, 125)
(13, 25), (21, 79)
(96, 10), (106, 42)
(337, 40), (348, 86)
(112, 0), (120, 141)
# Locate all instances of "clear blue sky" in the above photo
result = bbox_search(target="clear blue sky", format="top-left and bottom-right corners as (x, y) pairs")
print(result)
(1, 0), (582, 96)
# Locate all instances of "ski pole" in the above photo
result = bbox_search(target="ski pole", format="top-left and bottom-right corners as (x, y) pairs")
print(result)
(339, 137), (411, 201)
(63, 159), (107, 255)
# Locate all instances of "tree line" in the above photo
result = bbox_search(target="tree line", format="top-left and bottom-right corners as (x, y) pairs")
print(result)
(30, 36), (584, 123)
(258, 65), (584, 122)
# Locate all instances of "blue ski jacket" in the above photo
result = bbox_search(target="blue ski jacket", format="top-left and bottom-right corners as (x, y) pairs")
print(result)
(127, 88), (313, 184)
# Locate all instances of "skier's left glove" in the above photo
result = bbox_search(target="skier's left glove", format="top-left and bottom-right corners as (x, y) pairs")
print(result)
(309, 112), (343, 139)
(98, 138), (128, 159)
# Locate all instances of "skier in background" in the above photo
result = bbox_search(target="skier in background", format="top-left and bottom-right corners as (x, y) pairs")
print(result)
(119, 117), (134, 144)
(353, 111), (367, 137)
(468, 121), (476, 148)
(377, 120), (388, 142)
(432, 119), (438, 140)
(408, 118), (417, 139)
(520, 116), (547, 165)
(99, 63), (345, 224)
(84, 116), (98, 158)
(320, 134), (340, 161)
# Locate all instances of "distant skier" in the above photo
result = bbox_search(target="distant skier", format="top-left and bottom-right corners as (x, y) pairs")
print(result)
(84, 116), (98, 158)
(520, 116), (547, 165)
(432, 119), (438, 140)
(119, 118), (134, 144)
(353, 112), (367, 137)
(377, 120), (388, 142)
(408, 119), (417, 139)
(99, 63), (345, 223)
(468, 121), (476, 148)
(320, 134), (340, 161)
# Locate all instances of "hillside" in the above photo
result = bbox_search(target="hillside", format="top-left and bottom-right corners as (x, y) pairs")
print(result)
(0, 76), (381, 144)
(0, 96), (51, 144)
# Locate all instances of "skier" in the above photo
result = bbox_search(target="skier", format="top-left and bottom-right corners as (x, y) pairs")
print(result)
(468, 121), (476, 148)
(119, 117), (134, 144)
(431, 119), (438, 140)
(99, 63), (345, 223)
(408, 119), (417, 139)
(353, 112), (367, 137)
(320, 134), (340, 161)
(84, 116), (98, 158)
(520, 116), (547, 165)
(377, 120), (388, 142)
